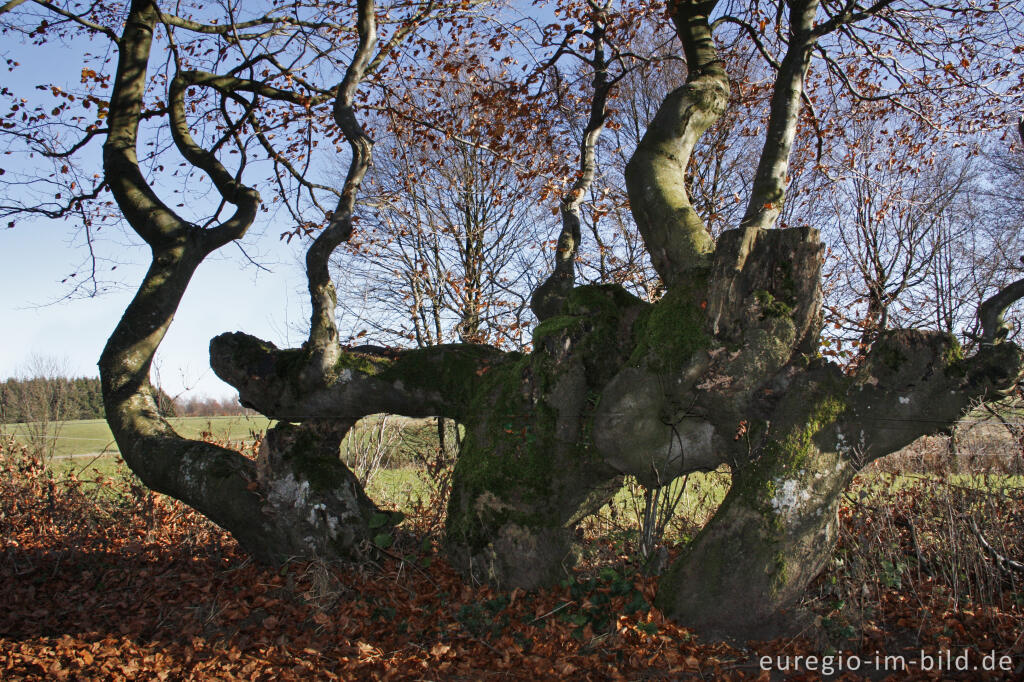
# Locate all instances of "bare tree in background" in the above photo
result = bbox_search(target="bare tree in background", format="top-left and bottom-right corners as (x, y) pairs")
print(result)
(813, 116), (977, 361)
(335, 79), (549, 350)
(11, 356), (72, 462)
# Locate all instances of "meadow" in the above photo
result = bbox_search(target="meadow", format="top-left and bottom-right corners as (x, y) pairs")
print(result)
(3, 415), (274, 458)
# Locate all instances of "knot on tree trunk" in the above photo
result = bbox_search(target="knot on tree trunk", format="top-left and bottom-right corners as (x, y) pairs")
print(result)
(859, 329), (963, 389)
(530, 272), (574, 322)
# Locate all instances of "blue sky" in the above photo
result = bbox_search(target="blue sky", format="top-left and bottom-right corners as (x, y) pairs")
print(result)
(0, 214), (310, 399)
(0, 28), (318, 399)
(0, 2), (556, 401)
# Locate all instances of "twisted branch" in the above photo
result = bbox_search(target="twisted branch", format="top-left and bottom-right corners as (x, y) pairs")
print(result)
(304, 0), (377, 375)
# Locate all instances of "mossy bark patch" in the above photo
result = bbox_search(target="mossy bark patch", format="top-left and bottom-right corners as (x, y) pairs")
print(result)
(446, 285), (645, 588)
(629, 285), (709, 374)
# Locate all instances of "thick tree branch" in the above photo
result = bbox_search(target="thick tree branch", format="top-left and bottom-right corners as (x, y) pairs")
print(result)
(176, 69), (332, 107)
(532, 1), (614, 321)
(101, 0), (186, 246)
(99, 249), (270, 557)
(826, 330), (1024, 465)
(979, 276), (1024, 346)
(155, 9), (341, 39)
(624, 0), (728, 286)
(739, 0), (820, 235)
(97, 0), (280, 563)
(702, 1), (821, 334)
(0, 0), (27, 15)
(209, 331), (504, 423)
(166, 73), (260, 249)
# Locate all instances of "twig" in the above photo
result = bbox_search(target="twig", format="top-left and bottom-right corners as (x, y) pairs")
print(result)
(375, 542), (440, 589)
(530, 600), (575, 624)
(968, 516), (1024, 574)
(894, 516), (932, 578)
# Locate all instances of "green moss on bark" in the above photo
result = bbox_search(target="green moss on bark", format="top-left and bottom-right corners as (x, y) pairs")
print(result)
(875, 339), (907, 373)
(730, 391), (847, 518)
(532, 316), (580, 344)
(629, 286), (709, 373)
(379, 344), (507, 413)
(447, 354), (572, 550)
(753, 289), (795, 318)
(562, 283), (643, 315)
(943, 338), (966, 377)
(332, 351), (393, 378)
(449, 285), (642, 564)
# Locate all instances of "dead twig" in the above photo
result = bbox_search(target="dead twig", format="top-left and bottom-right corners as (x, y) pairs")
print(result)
(968, 516), (1024, 574)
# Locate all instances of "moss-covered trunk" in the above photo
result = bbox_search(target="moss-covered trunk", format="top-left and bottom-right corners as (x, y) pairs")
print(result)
(204, 212), (1023, 640)
(651, 315), (1023, 641)
(444, 362), (615, 588)
(656, 386), (855, 640)
(254, 421), (383, 558)
(445, 286), (642, 587)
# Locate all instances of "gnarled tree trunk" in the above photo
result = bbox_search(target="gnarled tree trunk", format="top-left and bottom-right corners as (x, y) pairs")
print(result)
(91, 0), (1024, 645)
(99, 0), (391, 565)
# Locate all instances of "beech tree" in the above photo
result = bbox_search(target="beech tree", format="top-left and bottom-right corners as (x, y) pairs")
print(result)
(333, 78), (551, 349)
(2, 0), (1023, 640)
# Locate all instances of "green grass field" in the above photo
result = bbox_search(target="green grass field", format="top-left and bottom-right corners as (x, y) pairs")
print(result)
(9, 415), (1021, 542)
(9, 414), (731, 532)
(2, 415), (274, 458)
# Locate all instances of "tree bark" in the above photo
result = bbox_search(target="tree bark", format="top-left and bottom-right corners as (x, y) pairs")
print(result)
(625, 0), (729, 285)
(446, 286), (641, 586)
(98, 0), (387, 565)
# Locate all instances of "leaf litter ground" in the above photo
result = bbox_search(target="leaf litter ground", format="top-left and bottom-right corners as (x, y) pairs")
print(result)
(2, 438), (1023, 680)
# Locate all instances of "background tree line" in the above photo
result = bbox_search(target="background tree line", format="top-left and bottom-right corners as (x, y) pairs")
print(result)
(0, 371), (245, 424)
(0, 375), (104, 422)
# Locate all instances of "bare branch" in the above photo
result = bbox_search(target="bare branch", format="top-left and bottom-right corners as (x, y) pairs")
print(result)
(532, 1), (615, 320)
(0, 0), (28, 15)
(304, 0), (377, 374)
(177, 69), (331, 107)
(155, 9), (345, 40)
(811, 0), (896, 39)
(969, 516), (1024, 574)
(29, 0), (120, 42)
